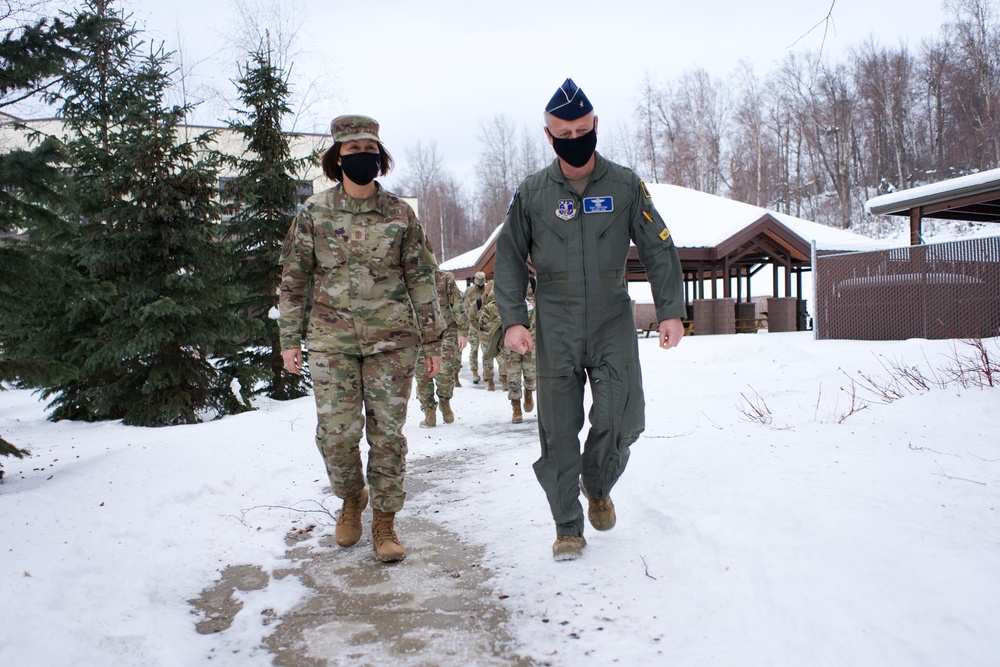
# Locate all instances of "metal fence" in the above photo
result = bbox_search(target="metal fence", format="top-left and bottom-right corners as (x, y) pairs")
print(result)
(814, 236), (1000, 340)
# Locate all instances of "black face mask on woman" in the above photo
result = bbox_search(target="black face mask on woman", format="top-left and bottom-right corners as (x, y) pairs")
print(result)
(549, 127), (597, 169)
(340, 151), (381, 186)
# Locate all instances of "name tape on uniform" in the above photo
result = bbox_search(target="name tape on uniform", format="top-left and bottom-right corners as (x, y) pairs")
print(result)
(583, 196), (613, 214)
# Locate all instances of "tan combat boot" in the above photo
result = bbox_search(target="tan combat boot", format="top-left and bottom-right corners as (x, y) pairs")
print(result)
(580, 479), (616, 531)
(454, 373), (462, 388)
(472, 369), (480, 384)
(335, 487), (368, 548)
(440, 398), (454, 423)
(511, 399), (523, 424)
(552, 534), (587, 561)
(371, 509), (406, 562)
(486, 378), (495, 391)
(500, 375), (509, 390)
(523, 389), (534, 413)
(419, 406), (436, 428)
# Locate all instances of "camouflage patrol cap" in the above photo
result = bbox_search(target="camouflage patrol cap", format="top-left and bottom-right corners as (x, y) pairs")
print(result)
(474, 271), (486, 286)
(330, 115), (381, 143)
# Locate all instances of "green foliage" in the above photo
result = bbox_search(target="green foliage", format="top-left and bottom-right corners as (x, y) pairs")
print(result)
(0, 12), (107, 105)
(0, 432), (30, 482)
(0, 7), (114, 390)
(2, 0), (251, 426)
(220, 39), (316, 401)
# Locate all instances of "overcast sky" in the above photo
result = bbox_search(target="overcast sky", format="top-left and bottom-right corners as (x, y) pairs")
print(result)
(121, 0), (953, 191)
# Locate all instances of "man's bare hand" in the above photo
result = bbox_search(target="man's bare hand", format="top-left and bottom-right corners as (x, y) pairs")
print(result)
(659, 318), (684, 350)
(504, 324), (533, 355)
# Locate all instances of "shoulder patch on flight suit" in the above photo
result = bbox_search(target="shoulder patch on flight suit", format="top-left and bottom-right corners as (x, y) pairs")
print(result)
(639, 180), (652, 200)
(659, 226), (671, 241)
(506, 191), (516, 215)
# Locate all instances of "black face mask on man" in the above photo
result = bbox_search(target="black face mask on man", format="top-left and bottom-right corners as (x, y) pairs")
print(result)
(549, 127), (597, 169)
(340, 151), (381, 186)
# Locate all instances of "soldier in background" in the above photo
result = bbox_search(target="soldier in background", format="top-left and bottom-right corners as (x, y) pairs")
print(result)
(476, 280), (506, 392)
(482, 277), (537, 423)
(279, 114), (444, 564)
(505, 276), (538, 422)
(415, 271), (468, 427)
(463, 271), (487, 384)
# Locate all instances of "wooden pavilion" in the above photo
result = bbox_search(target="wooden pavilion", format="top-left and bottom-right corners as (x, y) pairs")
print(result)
(442, 184), (886, 333)
(866, 167), (1000, 242)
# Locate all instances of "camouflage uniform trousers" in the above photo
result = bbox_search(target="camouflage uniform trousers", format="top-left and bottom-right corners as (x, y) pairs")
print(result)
(415, 325), (459, 410)
(310, 346), (418, 514)
(502, 346), (536, 401)
(480, 331), (507, 384)
(466, 326), (481, 374)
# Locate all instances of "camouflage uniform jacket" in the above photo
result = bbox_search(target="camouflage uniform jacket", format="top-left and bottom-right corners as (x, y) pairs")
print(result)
(463, 282), (486, 332)
(477, 292), (501, 340)
(481, 293), (535, 337)
(278, 182), (445, 356)
(438, 272), (469, 332)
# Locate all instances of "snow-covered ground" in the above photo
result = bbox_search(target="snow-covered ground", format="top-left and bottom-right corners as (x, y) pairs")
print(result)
(2, 331), (999, 666)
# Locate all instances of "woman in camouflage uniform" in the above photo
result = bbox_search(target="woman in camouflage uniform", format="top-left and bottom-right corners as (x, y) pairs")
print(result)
(278, 115), (444, 563)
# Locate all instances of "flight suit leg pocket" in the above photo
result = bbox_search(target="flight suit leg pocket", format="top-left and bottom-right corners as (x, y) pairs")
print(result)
(589, 364), (629, 433)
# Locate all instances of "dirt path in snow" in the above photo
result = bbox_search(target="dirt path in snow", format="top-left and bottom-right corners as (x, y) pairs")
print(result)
(189, 456), (539, 667)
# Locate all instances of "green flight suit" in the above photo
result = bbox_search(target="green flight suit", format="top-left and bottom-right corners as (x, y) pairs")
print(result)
(494, 153), (685, 537)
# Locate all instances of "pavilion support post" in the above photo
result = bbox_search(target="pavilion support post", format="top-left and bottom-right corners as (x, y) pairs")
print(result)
(910, 207), (923, 245)
(723, 257), (731, 298)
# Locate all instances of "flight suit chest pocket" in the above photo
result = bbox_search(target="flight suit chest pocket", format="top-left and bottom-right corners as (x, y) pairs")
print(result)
(529, 201), (568, 281)
(595, 207), (630, 277)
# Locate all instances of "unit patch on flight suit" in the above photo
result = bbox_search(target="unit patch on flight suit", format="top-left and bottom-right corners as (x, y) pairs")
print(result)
(640, 180), (652, 200)
(583, 196), (613, 213)
(556, 199), (576, 220)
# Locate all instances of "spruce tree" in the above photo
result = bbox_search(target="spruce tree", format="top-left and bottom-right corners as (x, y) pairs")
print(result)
(7, 0), (249, 426)
(221, 39), (315, 402)
(1, 9), (112, 473)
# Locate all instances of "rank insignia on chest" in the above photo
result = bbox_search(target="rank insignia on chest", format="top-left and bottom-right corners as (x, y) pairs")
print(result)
(583, 196), (613, 214)
(351, 228), (365, 243)
(556, 199), (576, 220)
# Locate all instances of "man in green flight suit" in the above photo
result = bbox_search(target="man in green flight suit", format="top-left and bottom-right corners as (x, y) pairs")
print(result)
(494, 79), (687, 561)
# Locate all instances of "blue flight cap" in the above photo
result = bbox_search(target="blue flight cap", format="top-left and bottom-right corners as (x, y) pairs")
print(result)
(545, 78), (593, 120)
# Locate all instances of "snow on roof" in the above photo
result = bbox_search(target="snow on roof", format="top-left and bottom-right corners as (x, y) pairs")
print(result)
(439, 222), (503, 271)
(866, 167), (1000, 214)
(645, 183), (890, 252)
(440, 183), (892, 272)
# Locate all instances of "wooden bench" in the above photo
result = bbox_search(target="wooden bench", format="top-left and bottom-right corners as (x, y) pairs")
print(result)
(735, 317), (767, 334)
(638, 321), (658, 338)
(637, 320), (695, 337)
